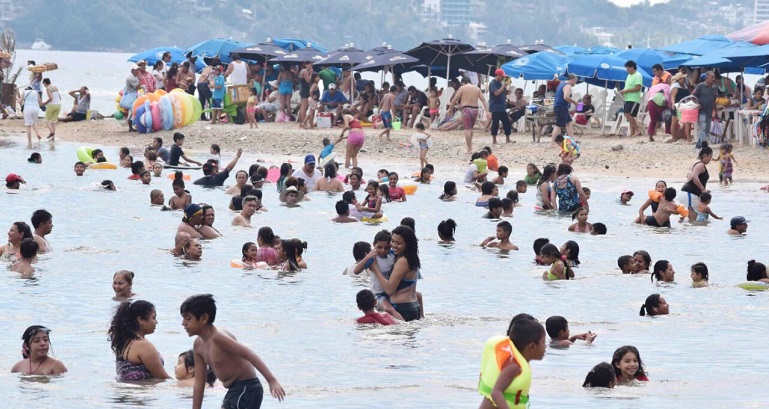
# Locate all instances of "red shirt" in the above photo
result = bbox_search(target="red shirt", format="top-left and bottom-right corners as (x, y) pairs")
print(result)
(128, 174), (141, 180)
(617, 374), (649, 382)
(389, 186), (406, 201)
(487, 154), (499, 171)
(356, 312), (398, 325)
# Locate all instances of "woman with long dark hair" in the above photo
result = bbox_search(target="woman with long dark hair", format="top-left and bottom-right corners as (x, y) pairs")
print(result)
(108, 300), (171, 381)
(371, 225), (422, 321)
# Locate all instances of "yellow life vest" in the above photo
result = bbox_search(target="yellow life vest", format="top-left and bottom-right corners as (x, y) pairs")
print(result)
(478, 335), (531, 408)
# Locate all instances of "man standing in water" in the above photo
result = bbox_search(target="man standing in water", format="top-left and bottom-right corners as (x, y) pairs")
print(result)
(31, 209), (53, 253)
(449, 77), (490, 154)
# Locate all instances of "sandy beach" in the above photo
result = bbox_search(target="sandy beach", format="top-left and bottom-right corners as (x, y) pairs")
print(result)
(6, 117), (769, 181)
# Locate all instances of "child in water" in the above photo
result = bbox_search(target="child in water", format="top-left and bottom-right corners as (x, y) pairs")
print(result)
(241, 242), (268, 269)
(567, 207), (592, 233)
(356, 181), (383, 219)
(545, 316), (596, 347)
(480, 221), (519, 250)
(612, 345), (649, 382)
(524, 163), (541, 185)
(492, 166), (508, 185)
(540, 243), (574, 280)
(11, 325), (67, 375)
(175, 350), (216, 387)
(169, 173), (192, 210)
(582, 363), (615, 388)
(715, 143), (737, 185)
(693, 192), (722, 222)
(152, 162), (163, 178)
(478, 314), (546, 409)
(11, 238), (37, 275)
(533, 238), (550, 265)
(355, 289), (398, 325)
(353, 230), (403, 320)
(690, 262), (709, 288)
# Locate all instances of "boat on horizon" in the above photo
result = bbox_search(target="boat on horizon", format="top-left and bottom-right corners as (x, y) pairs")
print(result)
(31, 38), (52, 51)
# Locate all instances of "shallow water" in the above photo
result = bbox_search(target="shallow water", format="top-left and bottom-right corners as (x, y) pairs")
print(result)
(1, 136), (769, 408)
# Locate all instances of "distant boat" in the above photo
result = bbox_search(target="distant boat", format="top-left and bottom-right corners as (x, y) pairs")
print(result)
(31, 38), (52, 51)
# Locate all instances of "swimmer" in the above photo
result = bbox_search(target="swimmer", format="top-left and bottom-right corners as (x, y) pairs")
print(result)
(332, 200), (358, 223)
(232, 195), (258, 227)
(582, 363), (615, 388)
(139, 170), (151, 185)
(183, 238), (203, 261)
(415, 167), (432, 185)
(727, 216), (749, 235)
(112, 270), (135, 299)
(633, 250), (652, 274)
(480, 221), (518, 250)
(591, 222), (607, 235)
(612, 345), (649, 382)
(516, 180), (527, 194)
(127, 161), (145, 180)
(101, 180), (116, 191)
(641, 187), (679, 228)
(169, 173), (192, 210)
(172, 232), (192, 257)
(353, 230), (404, 320)
(108, 300), (172, 381)
(387, 172), (407, 202)
(545, 316), (596, 347)
(524, 163), (542, 185)
(6, 173), (25, 189)
(199, 205), (222, 239)
(28, 152), (42, 164)
(437, 219), (457, 244)
(0, 221), (33, 260)
(31, 209), (53, 253)
(11, 326), (67, 375)
(540, 243), (574, 280)
(356, 181), (383, 219)
(225, 170), (249, 195)
(639, 293), (669, 316)
(347, 172), (363, 191)
(476, 181), (498, 208)
(617, 255), (636, 274)
(355, 289), (398, 325)
(152, 162), (163, 178)
(491, 166), (508, 185)
(377, 169), (389, 182)
(400, 217), (415, 234)
(11, 238), (38, 275)
(619, 189), (634, 205)
(150, 189), (165, 206)
(482, 198), (504, 219)
(693, 192), (722, 222)
(74, 161), (86, 176)
(252, 227), (279, 266)
(119, 147), (130, 163)
(120, 155), (133, 169)
(290, 238), (309, 269)
(169, 132), (203, 167)
(533, 238), (549, 265)
(651, 260), (675, 283)
(634, 180), (667, 223)
(746, 260), (769, 282)
(567, 207), (593, 233)
(690, 262), (709, 288)
(144, 150), (158, 170)
(276, 239), (301, 271)
(177, 204), (204, 239)
(501, 198), (514, 217)
(506, 190), (521, 207)
(91, 149), (105, 162)
(241, 242), (262, 269)
(279, 186), (304, 207)
(180, 294), (285, 408)
(560, 240), (580, 267)
(175, 350), (216, 387)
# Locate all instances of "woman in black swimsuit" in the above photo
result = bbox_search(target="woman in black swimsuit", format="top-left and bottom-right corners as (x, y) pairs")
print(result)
(681, 142), (713, 222)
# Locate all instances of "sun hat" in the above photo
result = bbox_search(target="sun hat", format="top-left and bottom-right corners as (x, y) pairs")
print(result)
(279, 185), (305, 202)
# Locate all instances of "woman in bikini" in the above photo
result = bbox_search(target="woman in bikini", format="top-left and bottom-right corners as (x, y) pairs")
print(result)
(11, 325), (67, 375)
(108, 300), (171, 381)
(339, 108), (365, 169)
(370, 225), (422, 321)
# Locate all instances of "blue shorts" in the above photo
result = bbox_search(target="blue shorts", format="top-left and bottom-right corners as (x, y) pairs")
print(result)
(212, 98), (223, 109)
(381, 111), (393, 129)
(554, 105), (571, 128)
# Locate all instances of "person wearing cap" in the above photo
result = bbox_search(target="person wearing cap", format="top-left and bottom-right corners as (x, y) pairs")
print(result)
(279, 186), (305, 207)
(177, 204), (204, 239)
(489, 68), (513, 144)
(6, 173), (25, 189)
(193, 148), (243, 187)
(319, 83), (348, 119)
(11, 325), (67, 375)
(727, 216), (749, 235)
(552, 74), (578, 144)
(291, 154), (322, 191)
(136, 59), (156, 93)
(620, 190), (634, 205)
(449, 77), (490, 154)
(120, 65), (142, 132)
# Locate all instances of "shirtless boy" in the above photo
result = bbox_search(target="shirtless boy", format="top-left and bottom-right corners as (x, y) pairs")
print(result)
(378, 86), (396, 141)
(181, 294), (285, 409)
(480, 221), (519, 250)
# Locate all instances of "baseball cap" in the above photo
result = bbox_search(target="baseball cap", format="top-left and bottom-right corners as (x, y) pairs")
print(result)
(328, 83), (336, 89)
(494, 68), (506, 77)
(730, 216), (749, 227)
(621, 189), (634, 196)
(137, 59), (147, 65)
(251, 174), (264, 183)
(304, 154), (316, 165)
(5, 173), (24, 184)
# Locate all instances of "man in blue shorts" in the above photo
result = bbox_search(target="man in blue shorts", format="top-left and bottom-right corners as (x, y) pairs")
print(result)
(552, 74), (578, 143)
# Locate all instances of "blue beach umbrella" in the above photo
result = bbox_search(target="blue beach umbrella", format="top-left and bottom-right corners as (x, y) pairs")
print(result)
(272, 38), (327, 53)
(659, 34), (738, 56)
(567, 54), (653, 87)
(185, 38), (252, 65)
(579, 45), (621, 55)
(615, 48), (691, 72)
(128, 47), (205, 71)
(555, 45), (586, 56)
(229, 43), (288, 63)
(500, 52), (572, 80)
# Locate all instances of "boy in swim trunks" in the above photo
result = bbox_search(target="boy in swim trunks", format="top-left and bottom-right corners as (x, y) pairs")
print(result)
(378, 86), (396, 141)
(181, 294), (285, 409)
(428, 88), (440, 122)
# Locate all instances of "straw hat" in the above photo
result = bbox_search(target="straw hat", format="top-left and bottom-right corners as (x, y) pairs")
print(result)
(279, 186), (305, 202)
(671, 73), (685, 82)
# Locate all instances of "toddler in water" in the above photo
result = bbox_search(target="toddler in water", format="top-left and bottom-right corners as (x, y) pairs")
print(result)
(693, 192), (722, 222)
(540, 243), (574, 280)
(545, 316), (596, 347)
(715, 143), (737, 185)
(690, 262), (709, 288)
(355, 289), (398, 325)
(567, 207), (592, 233)
(241, 242), (269, 269)
(612, 345), (649, 382)
(175, 350), (216, 387)
(246, 88), (258, 129)
(582, 363), (615, 388)
(617, 255), (636, 274)
(413, 123), (432, 169)
(169, 173), (192, 210)
(356, 181), (383, 219)
(11, 238), (38, 275)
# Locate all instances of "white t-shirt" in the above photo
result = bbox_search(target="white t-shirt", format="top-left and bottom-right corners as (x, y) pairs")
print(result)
(292, 168), (322, 191)
(152, 69), (164, 90)
(371, 253), (396, 295)
(464, 163), (477, 183)
(229, 60), (248, 86)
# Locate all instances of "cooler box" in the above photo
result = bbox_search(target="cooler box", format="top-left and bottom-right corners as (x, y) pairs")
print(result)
(227, 85), (250, 105)
(526, 105), (538, 115)
(317, 113), (333, 129)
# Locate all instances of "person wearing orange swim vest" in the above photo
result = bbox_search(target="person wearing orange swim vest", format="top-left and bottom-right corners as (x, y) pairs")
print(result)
(478, 314), (546, 409)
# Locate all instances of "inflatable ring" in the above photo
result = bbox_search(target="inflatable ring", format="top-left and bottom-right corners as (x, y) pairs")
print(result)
(134, 104), (148, 133)
(319, 152), (337, 167)
(159, 95), (174, 131)
(77, 146), (96, 164)
(167, 173), (191, 181)
(231, 259), (269, 269)
(361, 216), (388, 223)
(738, 281), (769, 290)
(90, 162), (118, 170)
(400, 182), (418, 195)
(163, 165), (201, 170)
(180, 93), (194, 125)
(150, 101), (162, 132)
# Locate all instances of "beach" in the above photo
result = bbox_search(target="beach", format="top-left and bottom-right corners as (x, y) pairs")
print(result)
(7, 117), (769, 181)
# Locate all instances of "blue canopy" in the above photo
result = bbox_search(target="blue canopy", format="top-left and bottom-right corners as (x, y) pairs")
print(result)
(659, 34), (738, 56)
(683, 43), (765, 72)
(555, 45), (586, 56)
(185, 38), (252, 64)
(272, 38), (327, 53)
(614, 48), (691, 72)
(567, 54), (653, 87)
(580, 45), (621, 55)
(128, 47), (205, 72)
(500, 52), (572, 80)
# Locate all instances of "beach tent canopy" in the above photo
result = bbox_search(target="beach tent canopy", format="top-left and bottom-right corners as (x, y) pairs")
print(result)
(659, 34), (738, 56)
(272, 38), (327, 53)
(405, 37), (475, 69)
(728, 21), (769, 45)
(268, 47), (328, 63)
(128, 47), (205, 72)
(315, 45), (368, 68)
(500, 52), (572, 80)
(350, 50), (421, 73)
(185, 38), (252, 65)
(453, 41), (526, 74)
(683, 43), (769, 72)
(567, 54), (653, 87)
(614, 48), (691, 72)
(229, 42), (288, 62)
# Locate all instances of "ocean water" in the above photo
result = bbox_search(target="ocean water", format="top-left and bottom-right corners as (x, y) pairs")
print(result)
(1, 134), (768, 408)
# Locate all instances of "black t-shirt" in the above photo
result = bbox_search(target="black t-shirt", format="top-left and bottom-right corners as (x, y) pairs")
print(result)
(194, 169), (230, 186)
(410, 91), (428, 107)
(169, 144), (183, 166)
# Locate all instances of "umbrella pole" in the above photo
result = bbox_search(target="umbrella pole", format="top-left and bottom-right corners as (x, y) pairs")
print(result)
(602, 80), (609, 135)
(443, 56), (451, 117)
